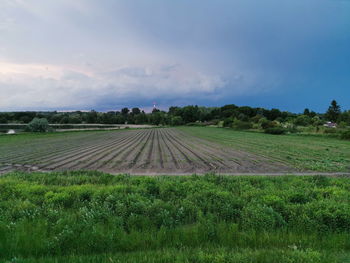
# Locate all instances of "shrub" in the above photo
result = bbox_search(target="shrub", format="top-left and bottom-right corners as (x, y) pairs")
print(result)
(223, 118), (234, 127)
(185, 122), (206, 127)
(338, 121), (348, 129)
(323, 128), (337, 134)
(241, 204), (286, 231)
(294, 115), (311, 126)
(264, 127), (287, 135)
(288, 192), (310, 204)
(260, 119), (277, 130)
(0, 117), (7, 124)
(307, 201), (350, 232)
(286, 125), (299, 133)
(340, 130), (350, 140)
(27, 118), (49, 132)
(232, 120), (252, 130)
(170, 116), (183, 126)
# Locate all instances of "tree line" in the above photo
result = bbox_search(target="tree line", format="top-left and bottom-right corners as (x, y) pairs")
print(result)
(0, 100), (349, 127)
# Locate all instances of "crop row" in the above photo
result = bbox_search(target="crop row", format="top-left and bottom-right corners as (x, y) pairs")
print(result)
(0, 128), (292, 174)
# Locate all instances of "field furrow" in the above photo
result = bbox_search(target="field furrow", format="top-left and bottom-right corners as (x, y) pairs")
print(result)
(155, 129), (164, 169)
(107, 129), (152, 170)
(40, 132), (136, 170)
(0, 127), (298, 174)
(88, 130), (148, 171)
(76, 130), (144, 170)
(133, 129), (156, 170)
(48, 130), (144, 170)
(165, 128), (234, 170)
(0, 132), (117, 164)
(160, 129), (206, 172)
(163, 129), (213, 170)
(125, 129), (154, 171)
(157, 128), (179, 169)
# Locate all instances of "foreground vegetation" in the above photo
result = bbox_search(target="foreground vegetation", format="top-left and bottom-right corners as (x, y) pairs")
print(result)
(1, 171), (349, 262)
(179, 126), (350, 172)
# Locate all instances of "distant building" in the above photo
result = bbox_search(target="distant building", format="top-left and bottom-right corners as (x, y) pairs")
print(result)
(323, 122), (337, 128)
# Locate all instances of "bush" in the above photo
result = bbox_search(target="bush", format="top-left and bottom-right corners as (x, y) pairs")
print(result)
(232, 120), (252, 130)
(294, 115), (311, 126)
(260, 119), (277, 129)
(27, 118), (49, 132)
(185, 122), (206, 127)
(223, 118), (234, 127)
(264, 127), (287, 135)
(170, 116), (183, 126)
(323, 128), (337, 134)
(340, 130), (350, 140)
(337, 121), (348, 129)
(0, 117), (7, 124)
(241, 204), (286, 231)
(286, 125), (299, 133)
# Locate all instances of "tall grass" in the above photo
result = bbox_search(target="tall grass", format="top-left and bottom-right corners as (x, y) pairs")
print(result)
(0, 171), (349, 262)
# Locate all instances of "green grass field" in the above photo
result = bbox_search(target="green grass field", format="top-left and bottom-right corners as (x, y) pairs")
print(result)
(179, 127), (350, 172)
(1, 171), (349, 262)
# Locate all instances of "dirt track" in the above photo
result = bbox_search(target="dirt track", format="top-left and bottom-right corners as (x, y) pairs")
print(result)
(0, 128), (298, 174)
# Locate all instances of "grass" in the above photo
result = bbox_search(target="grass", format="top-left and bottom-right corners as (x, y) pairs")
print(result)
(178, 126), (350, 172)
(8, 248), (350, 263)
(0, 129), (127, 144)
(0, 171), (349, 262)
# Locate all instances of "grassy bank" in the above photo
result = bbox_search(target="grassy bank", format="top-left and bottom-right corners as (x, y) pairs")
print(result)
(179, 126), (350, 172)
(0, 171), (349, 262)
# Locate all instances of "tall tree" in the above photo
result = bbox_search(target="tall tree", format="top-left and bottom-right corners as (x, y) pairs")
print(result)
(326, 100), (341, 122)
(121, 107), (130, 115)
(131, 107), (141, 115)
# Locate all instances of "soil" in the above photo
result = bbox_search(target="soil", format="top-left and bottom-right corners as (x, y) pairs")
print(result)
(1, 127), (342, 175)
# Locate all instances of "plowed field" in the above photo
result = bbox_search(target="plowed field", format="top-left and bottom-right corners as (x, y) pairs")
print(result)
(0, 128), (293, 174)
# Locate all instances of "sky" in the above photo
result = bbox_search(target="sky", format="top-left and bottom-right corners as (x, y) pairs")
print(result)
(0, 0), (349, 113)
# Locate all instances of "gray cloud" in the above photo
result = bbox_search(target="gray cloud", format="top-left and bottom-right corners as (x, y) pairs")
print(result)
(0, 63), (230, 110)
(0, 0), (349, 111)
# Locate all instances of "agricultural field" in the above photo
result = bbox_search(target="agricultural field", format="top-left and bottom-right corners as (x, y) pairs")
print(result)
(0, 172), (349, 262)
(180, 127), (350, 172)
(1, 126), (349, 175)
(0, 128), (294, 175)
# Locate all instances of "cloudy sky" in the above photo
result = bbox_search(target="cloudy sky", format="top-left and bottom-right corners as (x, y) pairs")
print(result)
(0, 0), (349, 112)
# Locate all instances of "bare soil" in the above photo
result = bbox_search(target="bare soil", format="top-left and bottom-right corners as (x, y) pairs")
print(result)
(0, 128), (303, 175)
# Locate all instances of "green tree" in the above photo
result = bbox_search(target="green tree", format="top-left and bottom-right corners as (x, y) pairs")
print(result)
(0, 115), (8, 124)
(27, 118), (49, 132)
(131, 107), (141, 115)
(86, 110), (98, 123)
(170, 116), (183, 126)
(182, 105), (200, 123)
(135, 113), (148, 124)
(326, 100), (341, 122)
(340, 110), (350, 125)
(150, 111), (165, 125)
(168, 106), (181, 116)
(294, 115), (311, 126)
(121, 107), (130, 115)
